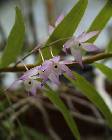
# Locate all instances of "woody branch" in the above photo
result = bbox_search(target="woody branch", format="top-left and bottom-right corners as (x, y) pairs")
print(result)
(0, 52), (112, 72)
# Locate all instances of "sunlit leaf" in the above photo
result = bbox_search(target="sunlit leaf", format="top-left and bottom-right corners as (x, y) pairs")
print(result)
(88, 0), (112, 42)
(41, 0), (88, 60)
(94, 63), (112, 81)
(66, 72), (112, 128)
(0, 7), (25, 67)
(45, 88), (80, 140)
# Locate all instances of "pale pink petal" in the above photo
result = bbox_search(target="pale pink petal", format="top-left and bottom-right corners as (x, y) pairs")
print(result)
(71, 48), (83, 67)
(31, 81), (42, 95)
(63, 37), (75, 50)
(42, 60), (52, 69)
(61, 64), (75, 80)
(52, 56), (60, 62)
(55, 14), (64, 26)
(78, 31), (99, 43)
(82, 43), (99, 52)
(31, 87), (37, 96)
(49, 73), (60, 85)
(24, 79), (42, 96)
(48, 25), (54, 34)
(20, 66), (41, 80)
(41, 64), (52, 81)
(76, 32), (86, 41)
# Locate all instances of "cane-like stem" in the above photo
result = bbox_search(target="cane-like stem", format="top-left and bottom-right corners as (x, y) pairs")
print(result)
(0, 52), (112, 73)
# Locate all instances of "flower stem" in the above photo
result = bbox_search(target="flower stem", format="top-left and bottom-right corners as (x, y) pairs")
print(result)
(21, 61), (29, 71)
(39, 48), (45, 62)
(50, 46), (54, 57)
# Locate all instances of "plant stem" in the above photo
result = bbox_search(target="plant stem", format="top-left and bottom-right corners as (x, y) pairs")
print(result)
(0, 52), (112, 73)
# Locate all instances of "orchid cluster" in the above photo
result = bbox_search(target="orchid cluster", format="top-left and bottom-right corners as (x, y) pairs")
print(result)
(9, 15), (99, 96)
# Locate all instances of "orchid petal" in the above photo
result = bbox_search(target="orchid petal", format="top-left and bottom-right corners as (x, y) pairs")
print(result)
(42, 60), (52, 70)
(63, 37), (75, 50)
(49, 73), (60, 85)
(78, 31), (99, 43)
(82, 43), (99, 52)
(19, 65), (42, 80)
(41, 64), (52, 82)
(31, 87), (37, 96)
(52, 56), (60, 62)
(61, 64), (75, 80)
(76, 31), (86, 41)
(24, 79), (41, 96)
(48, 25), (54, 34)
(55, 14), (64, 26)
(70, 47), (83, 67)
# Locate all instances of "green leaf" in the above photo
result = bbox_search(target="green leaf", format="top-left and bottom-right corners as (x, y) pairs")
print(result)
(106, 39), (112, 52)
(45, 88), (80, 140)
(94, 63), (112, 81)
(0, 7), (25, 67)
(41, 0), (88, 60)
(88, 0), (112, 42)
(66, 72), (112, 128)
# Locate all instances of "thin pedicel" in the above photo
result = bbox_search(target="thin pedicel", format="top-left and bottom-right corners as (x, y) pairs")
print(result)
(39, 48), (45, 62)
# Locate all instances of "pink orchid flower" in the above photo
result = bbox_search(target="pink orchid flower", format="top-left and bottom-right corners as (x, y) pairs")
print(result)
(23, 78), (42, 96)
(8, 56), (75, 94)
(7, 76), (42, 96)
(41, 56), (75, 85)
(7, 65), (45, 96)
(63, 31), (99, 67)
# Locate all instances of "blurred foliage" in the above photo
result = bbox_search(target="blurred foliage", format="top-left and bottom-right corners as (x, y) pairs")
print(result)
(46, 87), (80, 140)
(0, 7), (25, 68)
(94, 63), (112, 81)
(0, 0), (112, 140)
(88, 0), (112, 42)
(19, 126), (50, 140)
(107, 39), (112, 52)
(66, 72), (112, 129)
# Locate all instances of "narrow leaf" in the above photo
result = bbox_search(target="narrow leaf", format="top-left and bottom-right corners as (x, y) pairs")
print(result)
(94, 63), (112, 81)
(45, 88), (80, 140)
(0, 7), (25, 67)
(106, 39), (112, 52)
(66, 72), (112, 128)
(88, 0), (112, 42)
(41, 0), (88, 59)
